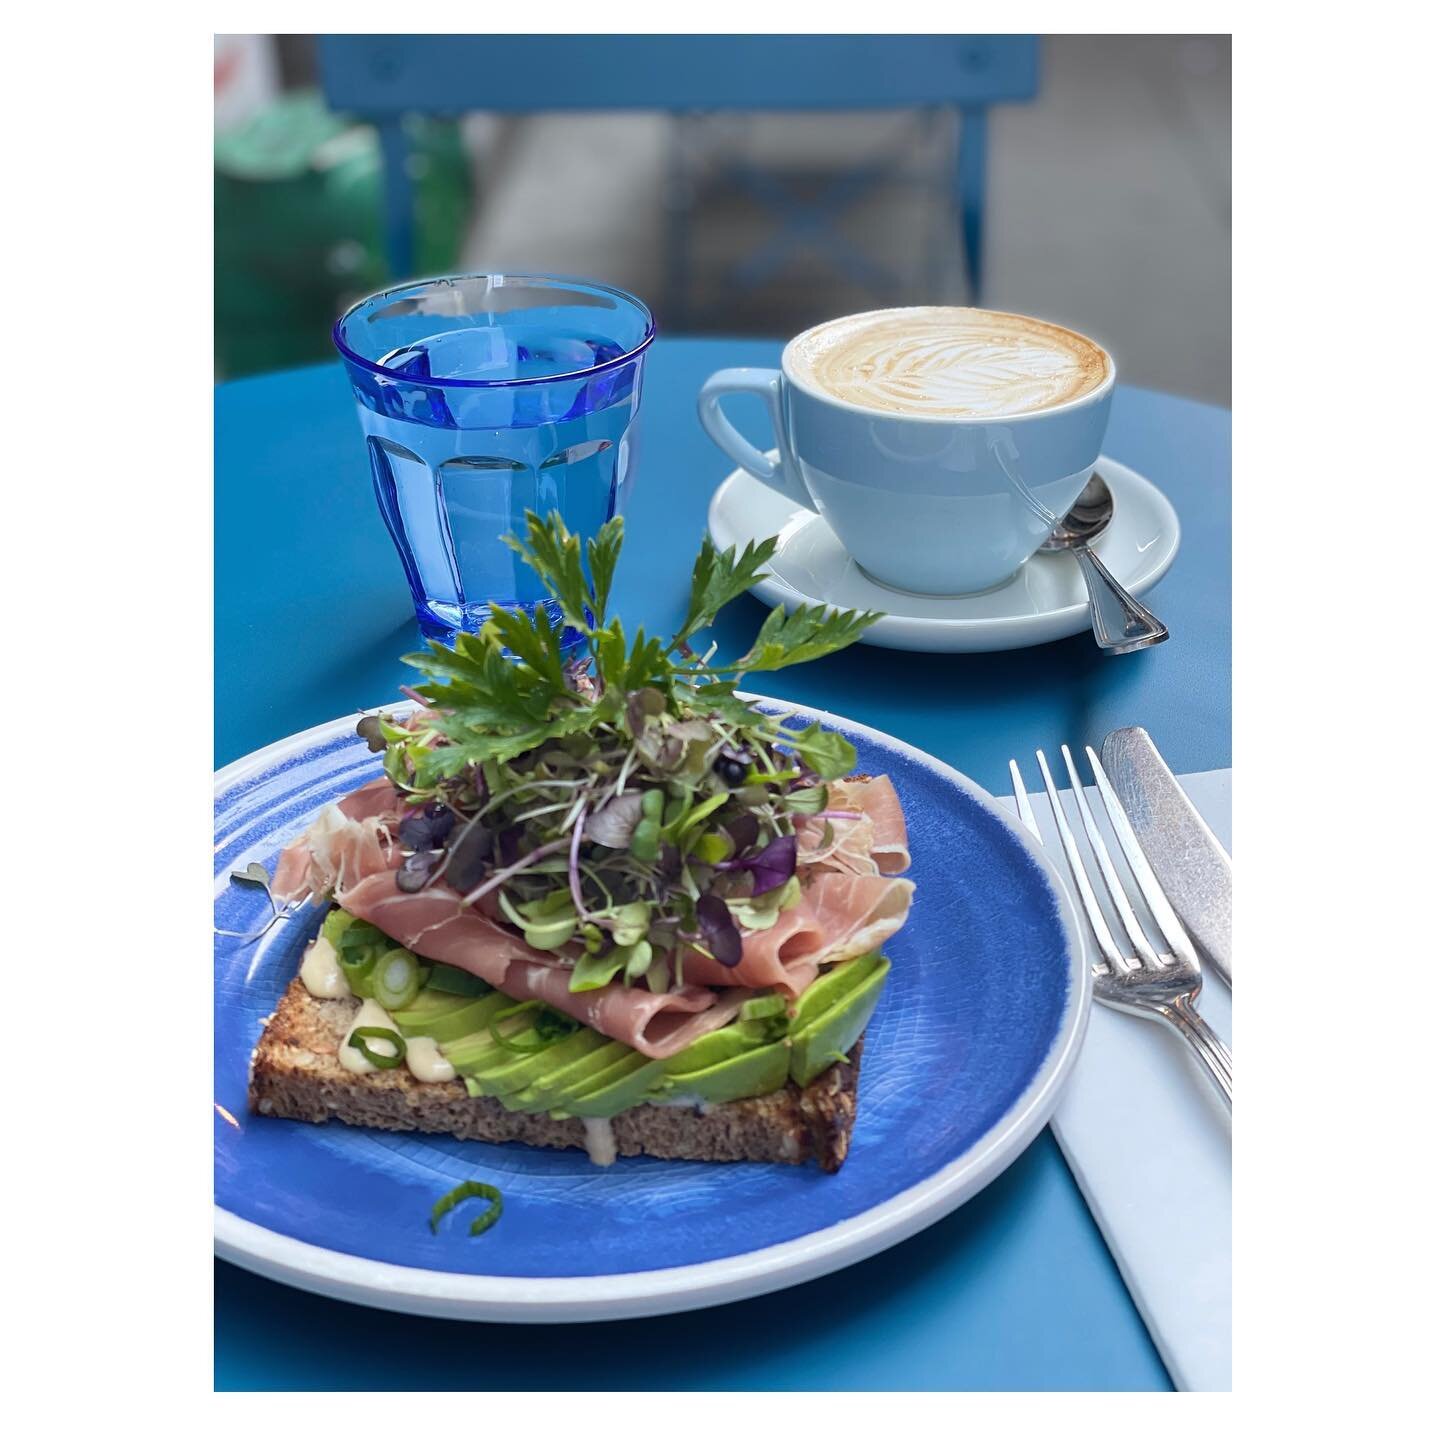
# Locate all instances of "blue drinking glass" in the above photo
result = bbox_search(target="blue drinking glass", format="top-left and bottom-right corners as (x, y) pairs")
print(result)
(333, 273), (655, 645)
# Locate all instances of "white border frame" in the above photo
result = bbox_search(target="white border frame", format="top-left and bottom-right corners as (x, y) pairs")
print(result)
(214, 699), (1091, 1322)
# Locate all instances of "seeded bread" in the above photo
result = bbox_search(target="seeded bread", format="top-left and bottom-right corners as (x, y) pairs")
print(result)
(248, 979), (864, 1171)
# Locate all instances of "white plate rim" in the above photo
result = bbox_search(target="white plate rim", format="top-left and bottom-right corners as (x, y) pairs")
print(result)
(707, 454), (1181, 652)
(214, 698), (1092, 1322)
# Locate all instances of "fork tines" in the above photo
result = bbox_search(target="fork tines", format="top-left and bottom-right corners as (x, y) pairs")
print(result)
(1010, 745), (1232, 1106)
(1010, 744), (1196, 975)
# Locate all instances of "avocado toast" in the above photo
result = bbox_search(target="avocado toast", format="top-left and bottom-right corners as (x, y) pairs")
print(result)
(250, 971), (871, 1170)
(245, 512), (912, 1170)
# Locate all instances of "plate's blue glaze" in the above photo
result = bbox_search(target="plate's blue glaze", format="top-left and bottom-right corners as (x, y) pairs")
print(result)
(214, 707), (1072, 1281)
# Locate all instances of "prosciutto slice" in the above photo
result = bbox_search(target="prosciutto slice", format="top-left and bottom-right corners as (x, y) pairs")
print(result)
(680, 871), (915, 995)
(268, 766), (912, 1047)
(335, 871), (743, 1059)
(335, 776), (407, 823)
(797, 775), (911, 877)
(271, 802), (399, 903)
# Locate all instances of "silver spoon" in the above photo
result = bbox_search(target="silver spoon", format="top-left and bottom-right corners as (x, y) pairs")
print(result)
(1041, 474), (1169, 654)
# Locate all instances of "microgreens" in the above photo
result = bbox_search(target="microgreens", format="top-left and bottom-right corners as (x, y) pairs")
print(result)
(371, 510), (882, 997)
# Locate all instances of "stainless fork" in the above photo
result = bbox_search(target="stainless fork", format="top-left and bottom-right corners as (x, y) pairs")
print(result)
(1010, 744), (1232, 1108)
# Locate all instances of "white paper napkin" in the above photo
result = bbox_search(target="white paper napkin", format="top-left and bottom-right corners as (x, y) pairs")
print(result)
(998, 768), (1232, 1392)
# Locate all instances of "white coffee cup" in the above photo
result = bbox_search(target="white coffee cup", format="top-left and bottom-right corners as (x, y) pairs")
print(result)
(697, 305), (1115, 595)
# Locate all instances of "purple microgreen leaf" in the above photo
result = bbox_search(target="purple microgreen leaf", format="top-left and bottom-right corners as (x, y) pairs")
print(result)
(356, 713), (389, 752)
(746, 833), (798, 896)
(397, 805), (456, 852)
(443, 818), (494, 892)
(695, 893), (743, 967)
(725, 811), (760, 853)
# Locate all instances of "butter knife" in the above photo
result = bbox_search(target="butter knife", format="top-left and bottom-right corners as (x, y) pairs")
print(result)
(1101, 727), (1232, 987)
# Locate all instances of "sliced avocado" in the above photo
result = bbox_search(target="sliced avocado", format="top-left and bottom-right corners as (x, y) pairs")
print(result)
(502, 1040), (633, 1112)
(465, 1027), (605, 1099)
(391, 992), (506, 1044)
(790, 951), (885, 1031)
(660, 1040), (790, 1106)
(561, 1051), (668, 1118)
(440, 1002), (541, 1072)
(662, 1022), (767, 1078)
(558, 1047), (652, 1101)
(740, 993), (789, 1023)
(789, 954), (890, 1086)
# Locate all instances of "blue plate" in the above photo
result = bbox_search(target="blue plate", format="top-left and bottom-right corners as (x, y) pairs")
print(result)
(214, 699), (1088, 1321)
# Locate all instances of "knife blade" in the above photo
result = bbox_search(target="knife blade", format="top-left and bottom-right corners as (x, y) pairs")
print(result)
(1101, 726), (1232, 987)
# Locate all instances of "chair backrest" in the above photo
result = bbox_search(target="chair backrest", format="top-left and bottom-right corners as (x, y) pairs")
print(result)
(316, 34), (1039, 296)
(318, 34), (1038, 114)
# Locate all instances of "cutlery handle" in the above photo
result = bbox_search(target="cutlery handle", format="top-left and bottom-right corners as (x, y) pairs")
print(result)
(1075, 545), (1169, 654)
(1166, 996), (1233, 1108)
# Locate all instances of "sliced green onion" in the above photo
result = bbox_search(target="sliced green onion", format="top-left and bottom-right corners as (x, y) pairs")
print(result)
(349, 1026), (407, 1069)
(429, 1180), (503, 1237)
(372, 949), (424, 1010)
(337, 950), (381, 996)
(334, 917), (388, 997)
(320, 907), (359, 948)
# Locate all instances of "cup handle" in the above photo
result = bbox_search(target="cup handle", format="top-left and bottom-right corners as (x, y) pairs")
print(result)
(697, 369), (814, 510)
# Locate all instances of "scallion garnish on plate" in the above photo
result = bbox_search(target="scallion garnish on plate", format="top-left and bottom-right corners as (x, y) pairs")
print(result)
(430, 1180), (504, 1237)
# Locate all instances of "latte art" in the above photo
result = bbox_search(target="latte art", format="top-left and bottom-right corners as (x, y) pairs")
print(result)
(788, 307), (1110, 419)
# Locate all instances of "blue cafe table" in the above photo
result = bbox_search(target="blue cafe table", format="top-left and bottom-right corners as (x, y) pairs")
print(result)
(215, 338), (1231, 1391)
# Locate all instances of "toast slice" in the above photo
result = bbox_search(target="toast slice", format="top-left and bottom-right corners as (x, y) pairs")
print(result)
(248, 979), (864, 1171)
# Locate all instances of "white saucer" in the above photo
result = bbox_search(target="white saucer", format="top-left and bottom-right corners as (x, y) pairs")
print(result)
(707, 453), (1181, 653)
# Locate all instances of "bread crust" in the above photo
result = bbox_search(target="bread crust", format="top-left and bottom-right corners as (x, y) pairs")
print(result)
(248, 979), (863, 1171)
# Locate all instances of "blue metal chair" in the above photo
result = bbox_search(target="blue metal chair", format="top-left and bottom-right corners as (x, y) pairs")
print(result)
(317, 34), (1038, 310)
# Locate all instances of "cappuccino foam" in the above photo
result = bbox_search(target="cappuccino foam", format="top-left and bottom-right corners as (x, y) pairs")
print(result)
(788, 307), (1110, 419)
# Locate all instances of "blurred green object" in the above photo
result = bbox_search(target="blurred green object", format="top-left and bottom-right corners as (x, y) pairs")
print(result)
(215, 90), (471, 379)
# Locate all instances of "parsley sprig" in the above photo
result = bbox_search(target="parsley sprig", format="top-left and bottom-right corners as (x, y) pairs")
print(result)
(395, 510), (880, 779)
